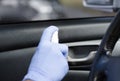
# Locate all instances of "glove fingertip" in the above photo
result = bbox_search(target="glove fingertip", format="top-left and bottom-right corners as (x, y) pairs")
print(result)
(49, 25), (59, 31)
(40, 26), (59, 43)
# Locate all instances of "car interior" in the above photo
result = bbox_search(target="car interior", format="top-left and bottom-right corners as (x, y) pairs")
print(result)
(0, 17), (115, 81)
(0, 0), (120, 81)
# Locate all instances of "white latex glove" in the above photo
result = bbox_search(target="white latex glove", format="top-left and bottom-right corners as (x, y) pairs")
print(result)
(23, 26), (69, 81)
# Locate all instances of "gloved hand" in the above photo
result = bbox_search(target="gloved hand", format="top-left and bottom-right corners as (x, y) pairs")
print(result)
(23, 26), (69, 81)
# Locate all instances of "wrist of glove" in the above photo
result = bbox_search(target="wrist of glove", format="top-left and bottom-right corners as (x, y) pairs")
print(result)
(23, 26), (69, 81)
(23, 71), (51, 81)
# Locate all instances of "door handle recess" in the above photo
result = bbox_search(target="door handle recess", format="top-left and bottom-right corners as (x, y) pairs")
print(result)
(68, 51), (96, 66)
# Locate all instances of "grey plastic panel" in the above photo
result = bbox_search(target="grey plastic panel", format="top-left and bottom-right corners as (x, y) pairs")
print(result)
(62, 70), (89, 81)
(0, 23), (109, 52)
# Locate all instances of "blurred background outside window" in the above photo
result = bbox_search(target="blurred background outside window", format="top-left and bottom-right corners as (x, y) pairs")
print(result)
(0, 0), (115, 23)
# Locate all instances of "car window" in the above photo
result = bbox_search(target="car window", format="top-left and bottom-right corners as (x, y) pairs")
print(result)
(0, 0), (115, 23)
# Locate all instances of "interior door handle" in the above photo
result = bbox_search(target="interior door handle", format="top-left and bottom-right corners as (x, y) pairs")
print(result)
(68, 51), (96, 66)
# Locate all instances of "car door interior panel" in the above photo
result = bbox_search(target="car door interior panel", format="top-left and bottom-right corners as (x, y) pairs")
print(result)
(0, 17), (117, 81)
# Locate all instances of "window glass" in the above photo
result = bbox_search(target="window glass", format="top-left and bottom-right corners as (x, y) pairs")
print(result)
(0, 0), (115, 23)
